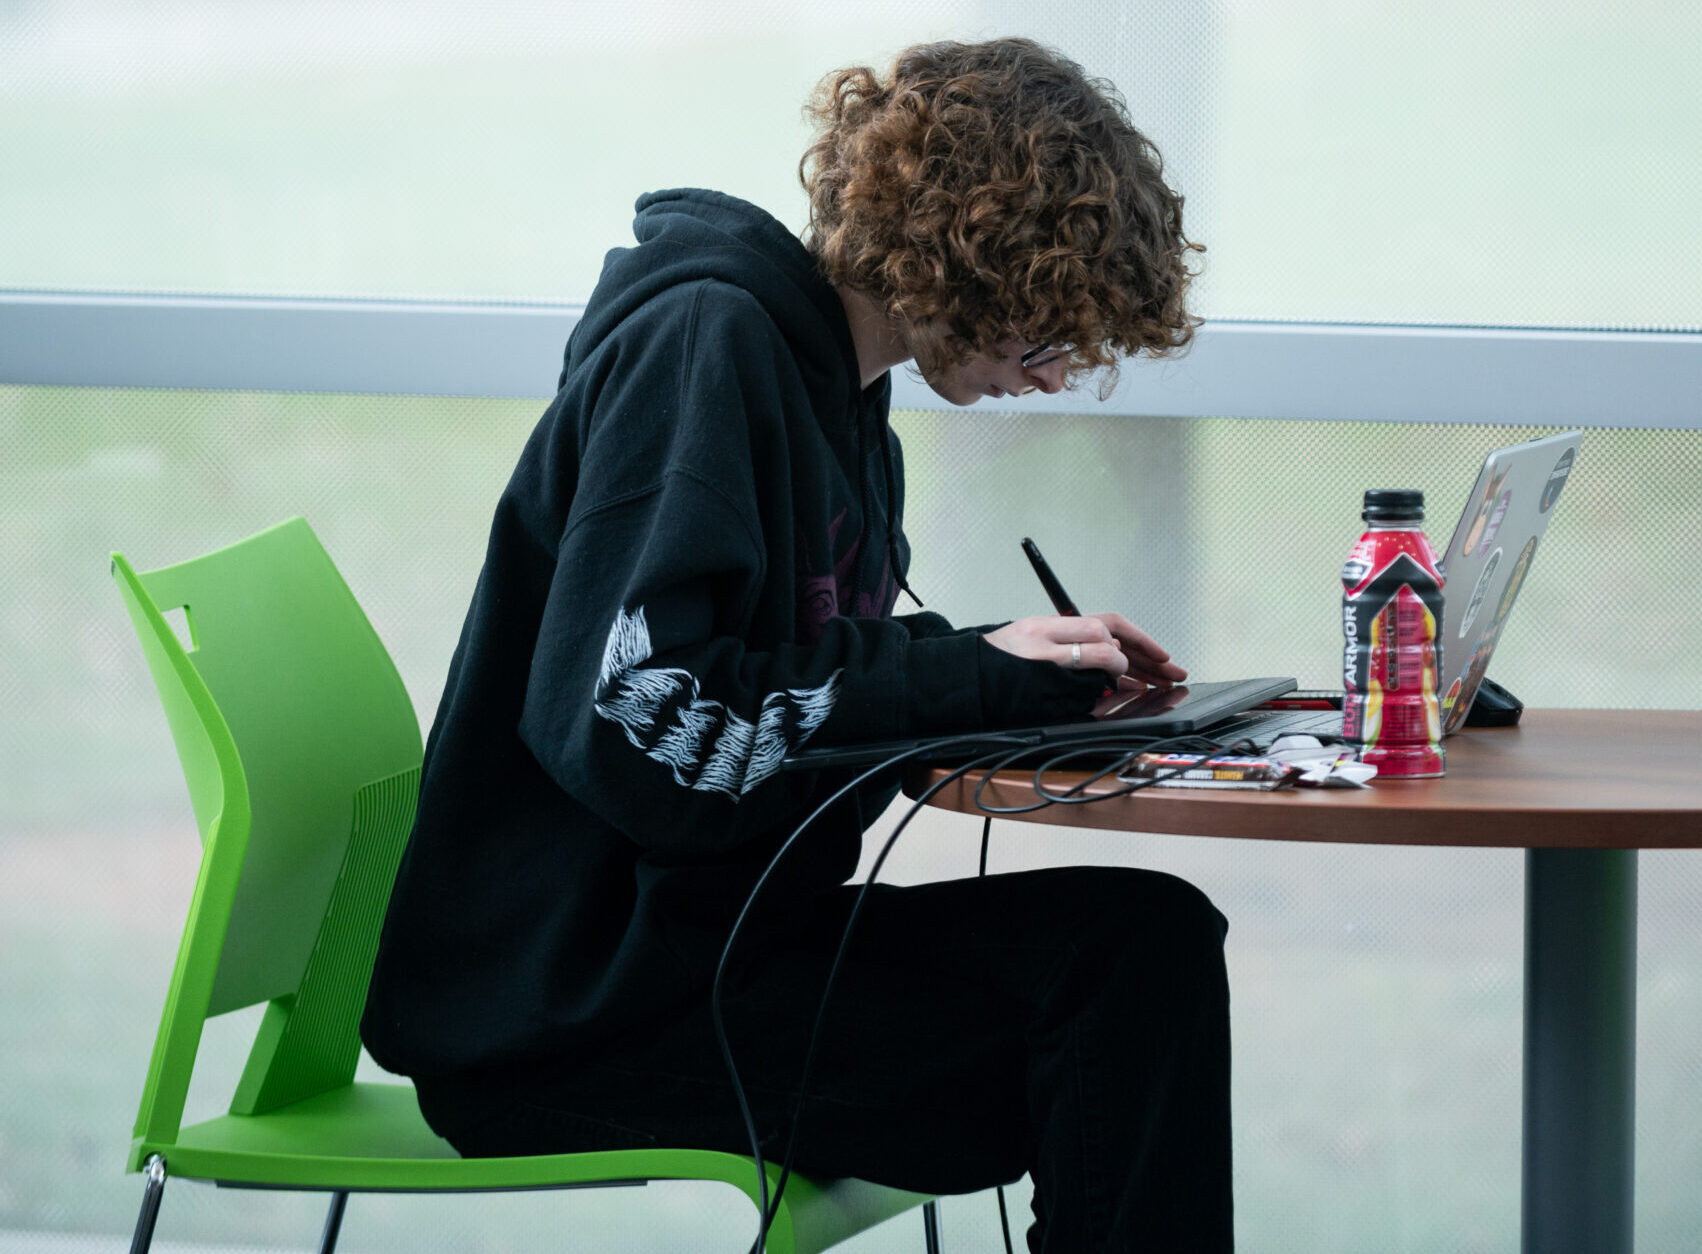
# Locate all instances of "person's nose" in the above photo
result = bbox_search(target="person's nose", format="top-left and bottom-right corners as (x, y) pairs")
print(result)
(1022, 356), (1068, 394)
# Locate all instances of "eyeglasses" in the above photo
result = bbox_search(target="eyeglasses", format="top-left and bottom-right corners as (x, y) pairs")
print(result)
(1020, 344), (1069, 369)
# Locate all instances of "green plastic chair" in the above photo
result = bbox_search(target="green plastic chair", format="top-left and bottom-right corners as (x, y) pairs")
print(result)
(113, 516), (941, 1254)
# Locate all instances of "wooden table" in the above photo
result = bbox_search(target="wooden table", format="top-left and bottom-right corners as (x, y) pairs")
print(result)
(907, 710), (1702, 1254)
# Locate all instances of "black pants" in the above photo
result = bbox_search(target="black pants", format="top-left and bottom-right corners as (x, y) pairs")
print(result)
(423, 866), (1233, 1253)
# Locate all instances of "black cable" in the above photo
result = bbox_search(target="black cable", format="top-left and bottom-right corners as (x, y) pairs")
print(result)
(711, 733), (1033, 1253)
(969, 739), (1157, 814)
(1026, 742), (1148, 802)
(967, 734), (1245, 1254)
(969, 731), (1208, 814)
(967, 740), (1099, 815)
(970, 731), (1265, 814)
(772, 733), (1251, 1250)
(720, 725), (1272, 1251)
(978, 811), (1018, 1254)
(754, 747), (1032, 1250)
(1026, 733), (1266, 806)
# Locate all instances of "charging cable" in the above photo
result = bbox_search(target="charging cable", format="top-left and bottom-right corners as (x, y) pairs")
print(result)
(717, 731), (1251, 1252)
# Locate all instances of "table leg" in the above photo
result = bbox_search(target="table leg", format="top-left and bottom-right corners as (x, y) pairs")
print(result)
(1522, 848), (1637, 1254)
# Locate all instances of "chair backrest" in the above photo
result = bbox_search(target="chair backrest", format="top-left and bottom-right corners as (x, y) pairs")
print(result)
(113, 517), (423, 1156)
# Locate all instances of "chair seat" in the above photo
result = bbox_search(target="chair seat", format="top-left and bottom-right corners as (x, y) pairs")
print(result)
(145, 1082), (930, 1247)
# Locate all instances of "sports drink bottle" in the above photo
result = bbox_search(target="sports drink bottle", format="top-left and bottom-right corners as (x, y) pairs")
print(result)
(1340, 489), (1445, 777)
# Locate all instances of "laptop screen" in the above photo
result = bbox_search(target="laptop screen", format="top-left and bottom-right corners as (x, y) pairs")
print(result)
(1435, 430), (1581, 732)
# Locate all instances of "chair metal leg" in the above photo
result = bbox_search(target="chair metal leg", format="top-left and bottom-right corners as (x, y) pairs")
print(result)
(921, 1199), (943, 1254)
(318, 1191), (350, 1254)
(129, 1155), (168, 1254)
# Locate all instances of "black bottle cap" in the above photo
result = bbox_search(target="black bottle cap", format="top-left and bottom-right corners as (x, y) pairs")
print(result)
(1363, 489), (1424, 522)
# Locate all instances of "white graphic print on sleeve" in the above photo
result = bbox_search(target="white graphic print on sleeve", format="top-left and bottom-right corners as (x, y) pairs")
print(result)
(594, 605), (841, 797)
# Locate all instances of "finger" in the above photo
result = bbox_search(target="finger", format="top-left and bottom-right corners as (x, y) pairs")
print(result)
(1117, 626), (1172, 662)
(1055, 616), (1117, 645)
(1126, 652), (1188, 677)
(1125, 656), (1188, 686)
(1090, 615), (1183, 680)
(1062, 639), (1128, 676)
(1087, 612), (1172, 661)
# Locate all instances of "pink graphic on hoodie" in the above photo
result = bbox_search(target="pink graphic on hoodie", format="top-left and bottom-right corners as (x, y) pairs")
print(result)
(795, 509), (895, 643)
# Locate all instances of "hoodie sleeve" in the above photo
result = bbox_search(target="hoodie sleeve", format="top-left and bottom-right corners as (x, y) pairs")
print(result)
(890, 610), (957, 639)
(893, 612), (1015, 640)
(514, 284), (1096, 856)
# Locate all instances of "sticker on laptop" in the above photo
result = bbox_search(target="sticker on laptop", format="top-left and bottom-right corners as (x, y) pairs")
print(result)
(1458, 546), (1503, 639)
(1446, 624), (1503, 734)
(1442, 674), (1465, 724)
(1493, 536), (1538, 627)
(1474, 488), (1511, 556)
(1461, 466), (1510, 558)
(1541, 447), (1575, 513)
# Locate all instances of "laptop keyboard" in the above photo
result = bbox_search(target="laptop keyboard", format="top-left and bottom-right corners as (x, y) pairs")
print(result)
(1203, 707), (1348, 750)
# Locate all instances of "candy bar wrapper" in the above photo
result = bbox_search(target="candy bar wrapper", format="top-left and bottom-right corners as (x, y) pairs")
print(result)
(1120, 753), (1304, 790)
(1119, 747), (1380, 790)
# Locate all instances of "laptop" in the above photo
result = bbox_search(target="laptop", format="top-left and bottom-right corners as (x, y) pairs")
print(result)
(1433, 429), (1580, 732)
(782, 430), (1582, 772)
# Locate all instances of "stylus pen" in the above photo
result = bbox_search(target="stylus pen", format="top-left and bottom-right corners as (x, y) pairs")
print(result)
(1021, 537), (1080, 616)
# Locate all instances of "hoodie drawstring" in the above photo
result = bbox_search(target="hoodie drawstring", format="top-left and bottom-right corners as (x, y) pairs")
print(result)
(877, 418), (924, 609)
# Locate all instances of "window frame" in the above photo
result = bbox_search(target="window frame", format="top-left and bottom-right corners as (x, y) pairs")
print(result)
(2, 289), (1700, 429)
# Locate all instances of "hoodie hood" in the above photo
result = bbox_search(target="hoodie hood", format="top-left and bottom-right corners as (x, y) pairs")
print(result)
(562, 189), (864, 418)
(561, 189), (915, 607)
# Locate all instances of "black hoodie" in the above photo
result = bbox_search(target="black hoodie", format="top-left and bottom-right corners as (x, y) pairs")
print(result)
(361, 190), (1099, 1087)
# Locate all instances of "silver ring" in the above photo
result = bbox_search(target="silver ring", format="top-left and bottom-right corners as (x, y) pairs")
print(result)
(1070, 642), (1082, 669)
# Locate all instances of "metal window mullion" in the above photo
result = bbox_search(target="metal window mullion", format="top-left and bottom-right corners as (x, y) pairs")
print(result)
(2, 291), (1700, 428)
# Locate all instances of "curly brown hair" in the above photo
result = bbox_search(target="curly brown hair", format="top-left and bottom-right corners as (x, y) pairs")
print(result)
(801, 38), (1202, 392)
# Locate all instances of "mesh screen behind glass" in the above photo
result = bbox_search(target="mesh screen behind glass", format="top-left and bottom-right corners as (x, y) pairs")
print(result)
(893, 408), (1702, 708)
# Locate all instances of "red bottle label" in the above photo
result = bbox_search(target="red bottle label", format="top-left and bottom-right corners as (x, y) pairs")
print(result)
(1341, 527), (1445, 777)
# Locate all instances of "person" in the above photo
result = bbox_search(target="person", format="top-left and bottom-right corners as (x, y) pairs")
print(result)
(362, 36), (1232, 1253)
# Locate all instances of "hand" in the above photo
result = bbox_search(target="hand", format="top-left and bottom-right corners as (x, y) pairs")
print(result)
(1085, 611), (1188, 688)
(983, 613), (1187, 686)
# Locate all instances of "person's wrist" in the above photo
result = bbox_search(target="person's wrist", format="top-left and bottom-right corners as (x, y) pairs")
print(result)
(906, 632), (985, 735)
(975, 637), (1105, 729)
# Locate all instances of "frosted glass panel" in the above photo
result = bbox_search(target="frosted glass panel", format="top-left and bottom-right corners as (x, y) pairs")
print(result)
(3, 386), (1698, 1251)
(0, 0), (976, 300)
(1202, 1), (1702, 329)
(5, 1), (1698, 330)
